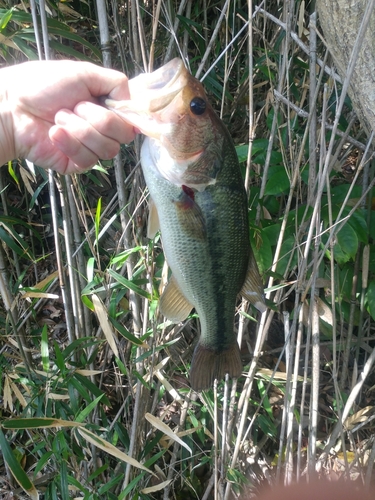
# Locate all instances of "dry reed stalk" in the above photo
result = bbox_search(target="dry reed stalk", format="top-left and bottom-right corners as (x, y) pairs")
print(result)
(3, 0), (374, 496)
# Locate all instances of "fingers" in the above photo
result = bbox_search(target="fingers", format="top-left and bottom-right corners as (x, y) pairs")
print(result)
(74, 101), (135, 145)
(49, 102), (136, 174)
(49, 126), (100, 174)
(81, 63), (132, 101)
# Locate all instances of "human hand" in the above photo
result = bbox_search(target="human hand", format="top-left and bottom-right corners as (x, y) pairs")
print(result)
(0, 60), (136, 174)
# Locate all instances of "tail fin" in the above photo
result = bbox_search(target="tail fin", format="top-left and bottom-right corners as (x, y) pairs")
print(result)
(190, 342), (242, 391)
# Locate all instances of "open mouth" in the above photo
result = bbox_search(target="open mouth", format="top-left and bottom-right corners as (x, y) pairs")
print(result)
(105, 59), (187, 115)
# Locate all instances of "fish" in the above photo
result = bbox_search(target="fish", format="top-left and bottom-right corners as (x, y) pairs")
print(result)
(105, 58), (266, 391)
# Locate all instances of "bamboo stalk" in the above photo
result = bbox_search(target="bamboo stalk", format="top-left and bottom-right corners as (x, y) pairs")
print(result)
(65, 175), (92, 337)
(162, 0), (188, 64)
(308, 10), (317, 206)
(162, 393), (191, 499)
(195, 0), (230, 79)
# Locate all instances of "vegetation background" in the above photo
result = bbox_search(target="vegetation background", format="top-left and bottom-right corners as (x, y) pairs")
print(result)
(0, 0), (375, 498)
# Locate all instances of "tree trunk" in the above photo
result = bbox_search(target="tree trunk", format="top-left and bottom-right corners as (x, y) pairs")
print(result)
(317, 0), (375, 138)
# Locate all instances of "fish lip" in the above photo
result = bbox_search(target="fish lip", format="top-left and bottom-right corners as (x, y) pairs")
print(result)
(106, 59), (187, 113)
(135, 58), (185, 93)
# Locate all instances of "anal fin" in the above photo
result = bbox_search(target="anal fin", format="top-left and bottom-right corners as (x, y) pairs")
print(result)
(159, 275), (193, 322)
(240, 250), (267, 313)
(190, 342), (242, 392)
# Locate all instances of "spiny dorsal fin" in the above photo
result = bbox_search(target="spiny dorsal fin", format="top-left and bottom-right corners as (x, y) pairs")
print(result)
(159, 275), (193, 322)
(240, 251), (267, 313)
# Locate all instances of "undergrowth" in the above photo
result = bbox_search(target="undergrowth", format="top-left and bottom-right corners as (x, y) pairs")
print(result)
(0, 1), (375, 499)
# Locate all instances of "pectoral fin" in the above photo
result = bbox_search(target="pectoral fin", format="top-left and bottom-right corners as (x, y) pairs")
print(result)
(240, 251), (267, 313)
(159, 275), (193, 322)
(173, 186), (206, 241)
(147, 198), (160, 239)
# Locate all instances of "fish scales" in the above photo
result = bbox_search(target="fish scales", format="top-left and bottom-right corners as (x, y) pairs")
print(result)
(105, 59), (266, 391)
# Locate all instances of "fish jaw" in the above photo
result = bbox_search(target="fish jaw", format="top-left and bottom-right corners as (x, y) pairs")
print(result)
(105, 58), (224, 190)
(104, 58), (190, 142)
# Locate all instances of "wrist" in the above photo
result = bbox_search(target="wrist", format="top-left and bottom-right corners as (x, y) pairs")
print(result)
(0, 88), (16, 166)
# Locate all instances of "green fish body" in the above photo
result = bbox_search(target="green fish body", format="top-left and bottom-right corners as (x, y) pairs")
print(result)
(106, 59), (266, 391)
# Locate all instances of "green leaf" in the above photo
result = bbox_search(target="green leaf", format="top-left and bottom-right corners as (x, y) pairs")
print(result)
(41, 325), (49, 373)
(253, 149), (283, 166)
(109, 317), (146, 346)
(367, 281), (375, 321)
(75, 394), (104, 423)
(261, 223), (281, 246)
(108, 269), (151, 300)
(86, 257), (95, 282)
(348, 210), (368, 244)
(8, 160), (19, 186)
(95, 197), (102, 245)
(2, 418), (81, 429)
(236, 138), (269, 163)
(256, 413), (278, 438)
(8, 34), (39, 59)
(276, 236), (297, 276)
(59, 460), (69, 500)
(0, 225), (31, 258)
(74, 373), (111, 407)
(118, 472), (146, 500)
(0, 8), (13, 31)
(0, 429), (38, 500)
(264, 166), (290, 195)
(111, 246), (144, 266)
(81, 294), (94, 311)
(34, 451), (53, 479)
(77, 427), (154, 474)
(335, 222), (358, 264)
(133, 369), (152, 390)
(67, 475), (90, 496)
(53, 341), (65, 372)
(250, 229), (272, 275)
(29, 179), (48, 211)
(98, 473), (123, 494)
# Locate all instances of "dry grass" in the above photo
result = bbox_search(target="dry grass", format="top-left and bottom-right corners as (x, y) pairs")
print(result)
(0, 1), (374, 499)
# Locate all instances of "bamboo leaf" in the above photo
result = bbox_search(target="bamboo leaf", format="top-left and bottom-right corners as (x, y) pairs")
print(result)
(95, 197), (102, 245)
(0, 429), (39, 500)
(75, 394), (104, 423)
(141, 479), (172, 494)
(0, 7), (13, 31)
(109, 317), (148, 347)
(77, 427), (155, 475)
(145, 413), (192, 455)
(92, 294), (119, 358)
(108, 269), (151, 300)
(41, 325), (49, 373)
(2, 418), (82, 429)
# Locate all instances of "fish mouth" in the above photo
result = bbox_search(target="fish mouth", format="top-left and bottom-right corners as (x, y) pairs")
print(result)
(105, 59), (188, 137)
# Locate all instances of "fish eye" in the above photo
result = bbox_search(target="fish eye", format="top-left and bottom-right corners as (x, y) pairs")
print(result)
(190, 97), (206, 115)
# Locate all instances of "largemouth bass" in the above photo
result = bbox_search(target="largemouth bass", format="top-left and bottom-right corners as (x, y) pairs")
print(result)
(106, 59), (266, 391)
